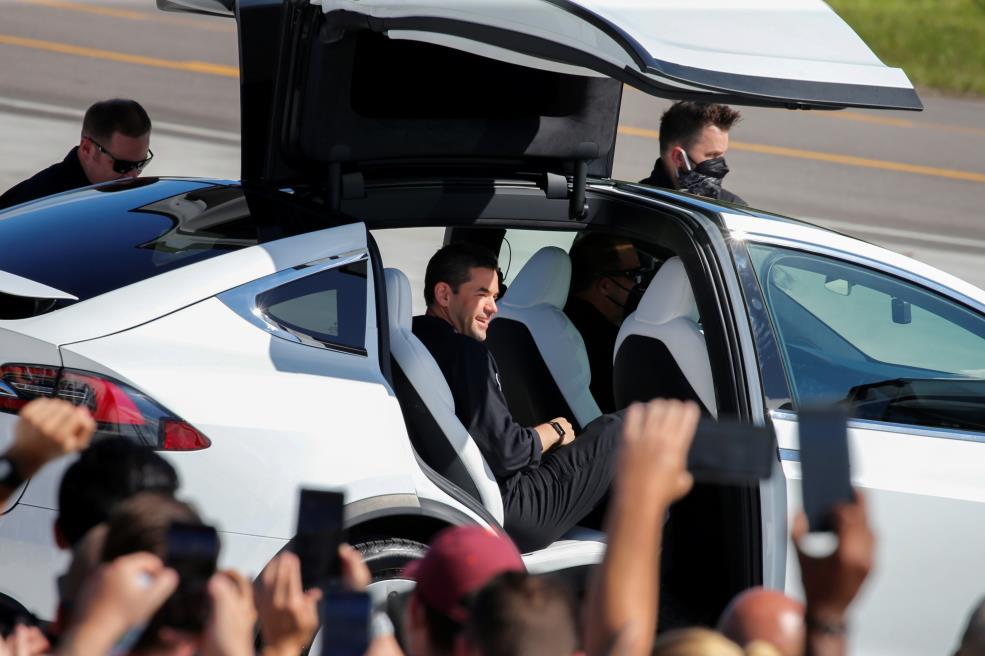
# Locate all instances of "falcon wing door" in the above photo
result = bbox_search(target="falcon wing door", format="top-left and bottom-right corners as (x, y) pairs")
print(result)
(315, 0), (921, 110)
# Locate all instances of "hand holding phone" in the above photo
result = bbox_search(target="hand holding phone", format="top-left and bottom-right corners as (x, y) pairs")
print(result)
(293, 488), (345, 590)
(162, 522), (220, 632)
(798, 408), (853, 532)
(318, 591), (371, 656)
(687, 418), (777, 485)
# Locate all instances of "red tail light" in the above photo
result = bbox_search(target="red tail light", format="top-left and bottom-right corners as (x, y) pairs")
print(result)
(0, 364), (210, 451)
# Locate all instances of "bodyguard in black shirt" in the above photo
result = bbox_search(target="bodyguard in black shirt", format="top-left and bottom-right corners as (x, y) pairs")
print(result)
(0, 99), (153, 211)
(413, 243), (621, 552)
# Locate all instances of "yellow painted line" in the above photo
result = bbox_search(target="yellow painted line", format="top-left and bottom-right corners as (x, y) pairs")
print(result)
(0, 35), (238, 78)
(617, 125), (985, 184)
(825, 111), (916, 128)
(13, 0), (235, 32)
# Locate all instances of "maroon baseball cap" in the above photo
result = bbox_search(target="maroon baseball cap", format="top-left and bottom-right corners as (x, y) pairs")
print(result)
(402, 525), (524, 623)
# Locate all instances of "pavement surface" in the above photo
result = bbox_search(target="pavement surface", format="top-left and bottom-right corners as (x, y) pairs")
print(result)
(1, 0), (984, 287)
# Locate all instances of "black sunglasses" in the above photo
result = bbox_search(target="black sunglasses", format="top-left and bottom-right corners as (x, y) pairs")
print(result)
(601, 267), (651, 286)
(85, 136), (153, 175)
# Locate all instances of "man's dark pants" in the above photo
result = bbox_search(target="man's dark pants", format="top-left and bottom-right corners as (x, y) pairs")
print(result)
(502, 412), (623, 552)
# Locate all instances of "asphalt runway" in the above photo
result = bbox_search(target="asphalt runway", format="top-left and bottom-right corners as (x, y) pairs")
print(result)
(1, 0), (984, 287)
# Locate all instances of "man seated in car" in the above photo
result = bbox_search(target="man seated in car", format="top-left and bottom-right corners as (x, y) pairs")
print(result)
(413, 243), (622, 552)
(565, 233), (646, 413)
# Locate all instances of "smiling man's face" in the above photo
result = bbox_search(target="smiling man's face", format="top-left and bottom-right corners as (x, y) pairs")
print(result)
(442, 266), (499, 341)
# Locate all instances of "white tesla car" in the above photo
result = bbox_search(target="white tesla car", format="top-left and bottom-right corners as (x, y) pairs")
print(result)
(2, 1), (982, 654)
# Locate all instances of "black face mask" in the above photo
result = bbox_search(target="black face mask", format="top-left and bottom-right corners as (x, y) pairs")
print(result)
(603, 278), (646, 321)
(678, 155), (730, 200)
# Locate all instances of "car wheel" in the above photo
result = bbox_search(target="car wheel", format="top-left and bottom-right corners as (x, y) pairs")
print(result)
(355, 538), (427, 603)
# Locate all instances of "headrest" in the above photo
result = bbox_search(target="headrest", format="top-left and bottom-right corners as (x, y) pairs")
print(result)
(500, 246), (571, 310)
(384, 267), (413, 332)
(633, 257), (699, 325)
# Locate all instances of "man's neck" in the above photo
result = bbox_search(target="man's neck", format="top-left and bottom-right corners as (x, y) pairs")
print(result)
(426, 307), (457, 332)
(575, 291), (620, 326)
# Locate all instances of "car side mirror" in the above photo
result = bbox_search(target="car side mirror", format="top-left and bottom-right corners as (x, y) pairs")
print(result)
(892, 297), (912, 325)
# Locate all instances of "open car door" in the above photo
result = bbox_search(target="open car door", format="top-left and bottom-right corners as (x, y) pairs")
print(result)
(315, 0), (921, 111)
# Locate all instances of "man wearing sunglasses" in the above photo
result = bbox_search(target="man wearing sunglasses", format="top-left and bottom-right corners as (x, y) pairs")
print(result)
(565, 233), (647, 414)
(0, 99), (152, 211)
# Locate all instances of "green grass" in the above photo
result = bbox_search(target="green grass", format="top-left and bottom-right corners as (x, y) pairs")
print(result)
(827, 0), (985, 96)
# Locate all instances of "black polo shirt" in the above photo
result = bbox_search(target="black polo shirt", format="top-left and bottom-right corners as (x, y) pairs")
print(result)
(412, 314), (543, 493)
(564, 296), (618, 414)
(0, 147), (92, 210)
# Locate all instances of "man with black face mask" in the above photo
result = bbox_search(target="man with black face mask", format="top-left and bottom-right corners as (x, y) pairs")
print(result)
(640, 101), (746, 205)
(565, 234), (646, 413)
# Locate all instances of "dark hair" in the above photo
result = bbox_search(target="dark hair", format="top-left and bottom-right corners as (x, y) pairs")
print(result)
(569, 233), (636, 295)
(421, 595), (466, 656)
(659, 101), (741, 154)
(101, 493), (213, 652)
(465, 572), (578, 656)
(57, 438), (179, 548)
(423, 242), (499, 307)
(100, 492), (201, 561)
(81, 99), (152, 142)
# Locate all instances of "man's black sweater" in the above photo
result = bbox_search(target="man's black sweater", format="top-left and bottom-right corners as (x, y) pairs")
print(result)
(0, 147), (91, 210)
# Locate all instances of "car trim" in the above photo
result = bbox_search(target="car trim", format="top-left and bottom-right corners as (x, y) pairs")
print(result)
(770, 409), (985, 446)
(778, 448), (800, 463)
(734, 232), (985, 317)
(218, 249), (370, 356)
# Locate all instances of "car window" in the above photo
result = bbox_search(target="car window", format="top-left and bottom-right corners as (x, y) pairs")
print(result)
(257, 260), (368, 354)
(0, 183), (258, 318)
(499, 229), (578, 285)
(749, 244), (985, 431)
(372, 227), (445, 316)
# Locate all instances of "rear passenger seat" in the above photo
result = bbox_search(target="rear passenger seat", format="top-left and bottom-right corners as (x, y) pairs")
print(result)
(384, 267), (606, 569)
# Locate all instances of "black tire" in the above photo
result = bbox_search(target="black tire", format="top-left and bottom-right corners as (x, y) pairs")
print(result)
(355, 538), (428, 582)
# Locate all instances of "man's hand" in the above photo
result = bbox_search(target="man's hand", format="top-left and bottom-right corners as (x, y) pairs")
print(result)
(58, 552), (179, 656)
(203, 570), (258, 656)
(256, 553), (322, 656)
(339, 544), (371, 592)
(617, 399), (699, 509)
(0, 625), (50, 656)
(792, 492), (875, 622)
(534, 417), (575, 452)
(6, 398), (95, 479)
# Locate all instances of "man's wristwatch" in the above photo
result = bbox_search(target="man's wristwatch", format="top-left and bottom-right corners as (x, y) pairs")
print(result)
(549, 421), (566, 443)
(0, 455), (25, 490)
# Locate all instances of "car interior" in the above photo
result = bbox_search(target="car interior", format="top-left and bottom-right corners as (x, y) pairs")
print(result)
(372, 221), (761, 628)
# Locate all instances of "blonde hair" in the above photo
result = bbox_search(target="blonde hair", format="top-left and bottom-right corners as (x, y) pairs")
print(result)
(652, 629), (782, 656)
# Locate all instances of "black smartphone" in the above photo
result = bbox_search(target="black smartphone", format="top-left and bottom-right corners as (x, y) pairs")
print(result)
(798, 407), (853, 532)
(319, 591), (372, 656)
(293, 488), (345, 590)
(687, 418), (777, 485)
(162, 522), (220, 632)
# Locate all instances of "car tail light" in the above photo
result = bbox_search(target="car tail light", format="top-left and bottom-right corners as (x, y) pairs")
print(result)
(0, 364), (210, 451)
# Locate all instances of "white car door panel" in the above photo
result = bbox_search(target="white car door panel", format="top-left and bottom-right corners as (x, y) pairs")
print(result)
(747, 241), (985, 655)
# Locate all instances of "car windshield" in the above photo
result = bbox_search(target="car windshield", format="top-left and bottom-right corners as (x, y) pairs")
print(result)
(0, 181), (258, 319)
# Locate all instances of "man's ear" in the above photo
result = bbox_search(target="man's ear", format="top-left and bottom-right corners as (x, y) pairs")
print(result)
(434, 281), (453, 308)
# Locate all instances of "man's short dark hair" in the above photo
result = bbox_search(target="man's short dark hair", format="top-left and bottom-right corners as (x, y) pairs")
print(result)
(569, 232), (636, 295)
(423, 242), (499, 307)
(465, 572), (578, 656)
(659, 101), (741, 154)
(81, 99), (152, 142)
(57, 438), (179, 548)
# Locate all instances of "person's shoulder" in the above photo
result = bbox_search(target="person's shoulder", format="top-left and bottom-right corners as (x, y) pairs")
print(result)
(412, 315), (489, 359)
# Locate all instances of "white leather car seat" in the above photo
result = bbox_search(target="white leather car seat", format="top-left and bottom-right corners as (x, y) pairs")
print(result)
(384, 267), (605, 566)
(486, 247), (602, 430)
(612, 257), (718, 417)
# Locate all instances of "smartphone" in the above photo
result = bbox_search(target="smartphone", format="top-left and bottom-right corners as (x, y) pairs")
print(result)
(798, 407), (853, 532)
(162, 522), (220, 632)
(293, 488), (346, 590)
(687, 418), (776, 485)
(319, 591), (372, 656)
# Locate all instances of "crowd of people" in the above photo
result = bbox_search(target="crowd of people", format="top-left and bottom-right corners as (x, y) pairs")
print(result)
(2, 395), (982, 656)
